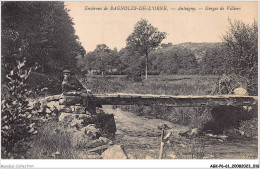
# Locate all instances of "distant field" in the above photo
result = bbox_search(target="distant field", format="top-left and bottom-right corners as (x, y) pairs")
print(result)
(81, 75), (220, 95)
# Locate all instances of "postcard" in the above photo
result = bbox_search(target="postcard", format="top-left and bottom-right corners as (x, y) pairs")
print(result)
(1, 1), (258, 168)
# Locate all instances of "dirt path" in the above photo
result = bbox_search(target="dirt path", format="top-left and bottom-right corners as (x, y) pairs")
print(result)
(102, 105), (190, 159)
(103, 105), (258, 159)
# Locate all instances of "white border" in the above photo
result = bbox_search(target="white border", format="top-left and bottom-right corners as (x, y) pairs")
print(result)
(1, 159), (259, 168)
(1, 0), (259, 169)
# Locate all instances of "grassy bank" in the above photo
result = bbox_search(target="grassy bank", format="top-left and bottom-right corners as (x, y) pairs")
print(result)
(82, 74), (257, 135)
(82, 75), (217, 128)
(82, 74), (219, 95)
(23, 74), (257, 159)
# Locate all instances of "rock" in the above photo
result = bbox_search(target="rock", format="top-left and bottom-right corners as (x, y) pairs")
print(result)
(78, 114), (91, 119)
(32, 130), (38, 135)
(96, 108), (105, 114)
(234, 88), (247, 95)
(75, 106), (86, 114)
(50, 105), (58, 112)
(82, 124), (101, 139)
(85, 139), (105, 149)
(238, 130), (245, 136)
(58, 113), (72, 122)
(47, 101), (59, 109)
(70, 118), (84, 129)
(218, 135), (228, 140)
(28, 127), (34, 133)
(27, 114), (32, 118)
(29, 123), (35, 128)
(58, 113), (94, 127)
(102, 145), (128, 159)
(83, 124), (98, 130)
(45, 108), (51, 114)
(2, 125), (9, 130)
(179, 128), (198, 138)
(78, 114), (96, 125)
(218, 139), (224, 143)
(99, 137), (113, 145)
(51, 151), (60, 157)
(86, 145), (109, 154)
(64, 107), (72, 113)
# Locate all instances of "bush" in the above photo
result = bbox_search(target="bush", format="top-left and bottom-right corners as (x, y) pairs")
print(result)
(1, 60), (35, 158)
(222, 20), (258, 96)
(239, 118), (258, 138)
(202, 105), (256, 134)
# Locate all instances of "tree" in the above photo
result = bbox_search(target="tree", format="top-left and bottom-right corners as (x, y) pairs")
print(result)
(222, 19), (257, 95)
(1, 1), (84, 158)
(126, 19), (167, 80)
(78, 44), (122, 75)
(199, 45), (225, 75)
(1, 2), (84, 79)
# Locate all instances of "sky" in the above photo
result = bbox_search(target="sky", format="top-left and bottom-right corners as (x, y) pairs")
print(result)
(64, 1), (258, 52)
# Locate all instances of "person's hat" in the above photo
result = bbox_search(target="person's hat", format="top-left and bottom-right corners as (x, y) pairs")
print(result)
(63, 69), (71, 74)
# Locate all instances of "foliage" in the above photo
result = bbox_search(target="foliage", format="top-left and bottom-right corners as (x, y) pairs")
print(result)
(82, 75), (127, 93)
(222, 19), (258, 95)
(126, 19), (167, 79)
(1, 59), (34, 158)
(78, 44), (122, 75)
(79, 41), (222, 77)
(1, 1), (84, 79)
(26, 121), (83, 159)
(1, 1), (83, 158)
(199, 45), (225, 75)
(238, 118), (258, 138)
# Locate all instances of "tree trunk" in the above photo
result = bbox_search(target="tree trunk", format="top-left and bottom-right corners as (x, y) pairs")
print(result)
(145, 54), (148, 80)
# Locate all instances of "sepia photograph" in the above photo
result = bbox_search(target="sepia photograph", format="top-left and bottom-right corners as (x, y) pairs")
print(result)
(1, 0), (258, 168)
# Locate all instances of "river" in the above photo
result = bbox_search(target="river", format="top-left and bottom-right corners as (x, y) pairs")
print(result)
(103, 105), (258, 159)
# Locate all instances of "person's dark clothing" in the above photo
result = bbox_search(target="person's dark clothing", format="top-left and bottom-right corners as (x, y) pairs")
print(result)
(61, 76), (85, 93)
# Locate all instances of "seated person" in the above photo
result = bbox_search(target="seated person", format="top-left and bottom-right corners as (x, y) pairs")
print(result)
(62, 69), (85, 93)
(61, 69), (97, 114)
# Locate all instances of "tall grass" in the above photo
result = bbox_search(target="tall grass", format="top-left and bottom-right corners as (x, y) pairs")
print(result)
(82, 75), (218, 95)
(26, 120), (85, 159)
(81, 75), (217, 129)
(81, 75), (257, 135)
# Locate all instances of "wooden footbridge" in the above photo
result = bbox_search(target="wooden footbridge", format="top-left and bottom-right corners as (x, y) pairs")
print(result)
(46, 92), (258, 107)
(91, 93), (257, 107)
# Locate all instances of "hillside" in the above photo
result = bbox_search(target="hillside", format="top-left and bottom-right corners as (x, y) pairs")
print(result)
(80, 42), (224, 75)
(159, 42), (222, 62)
